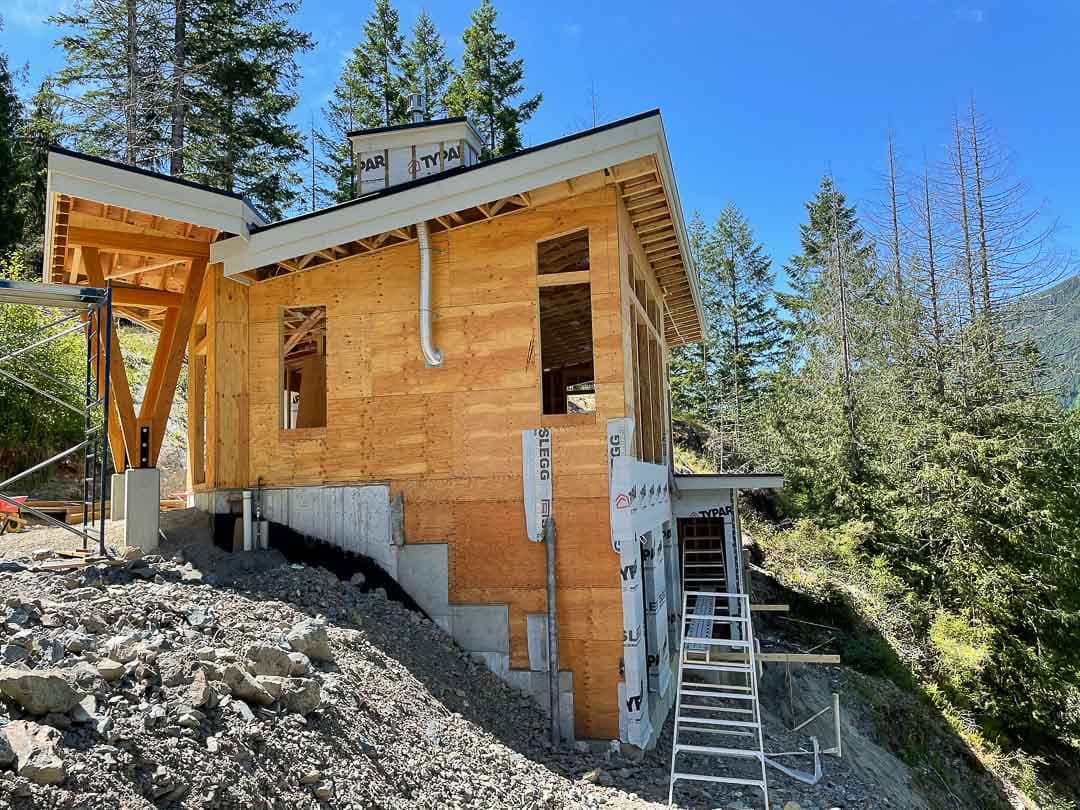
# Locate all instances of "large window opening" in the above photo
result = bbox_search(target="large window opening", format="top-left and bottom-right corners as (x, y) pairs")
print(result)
(628, 257), (667, 463)
(538, 230), (595, 415)
(281, 306), (327, 429)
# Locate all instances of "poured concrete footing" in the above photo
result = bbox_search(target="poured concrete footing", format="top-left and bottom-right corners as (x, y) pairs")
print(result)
(124, 468), (160, 552)
(110, 473), (126, 521)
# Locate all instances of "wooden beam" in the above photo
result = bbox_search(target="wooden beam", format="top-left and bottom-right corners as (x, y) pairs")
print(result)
(611, 157), (655, 183)
(537, 270), (590, 288)
(701, 652), (841, 665)
(81, 246), (139, 470)
(67, 226), (211, 259)
(107, 258), (184, 281)
(140, 258), (208, 466)
(283, 308), (325, 355)
(109, 286), (183, 309)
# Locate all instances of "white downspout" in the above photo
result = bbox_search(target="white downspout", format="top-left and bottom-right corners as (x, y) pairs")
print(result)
(417, 220), (443, 367)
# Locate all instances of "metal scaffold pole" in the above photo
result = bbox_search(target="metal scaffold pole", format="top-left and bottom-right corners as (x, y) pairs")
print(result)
(0, 280), (113, 555)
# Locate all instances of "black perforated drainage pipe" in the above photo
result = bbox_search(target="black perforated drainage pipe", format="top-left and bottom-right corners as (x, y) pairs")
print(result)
(264, 520), (426, 617)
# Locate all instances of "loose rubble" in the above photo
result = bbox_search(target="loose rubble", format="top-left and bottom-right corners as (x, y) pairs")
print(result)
(0, 525), (671, 809)
(0, 512), (971, 809)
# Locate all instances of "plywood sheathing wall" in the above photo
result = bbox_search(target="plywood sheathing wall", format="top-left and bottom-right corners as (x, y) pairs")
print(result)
(196, 187), (618, 739)
(189, 264), (249, 492)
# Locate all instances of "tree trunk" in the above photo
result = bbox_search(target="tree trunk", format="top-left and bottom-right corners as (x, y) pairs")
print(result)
(831, 193), (857, 456)
(126, 0), (138, 165)
(887, 133), (903, 304)
(969, 100), (992, 314)
(729, 244), (741, 456)
(953, 115), (976, 322)
(923, 166), (945, 397)
(169, 0), (186, 176)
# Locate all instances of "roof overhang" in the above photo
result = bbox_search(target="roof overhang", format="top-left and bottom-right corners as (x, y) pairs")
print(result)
(45, 148), (264, 259)
(209, 111), (704, 340)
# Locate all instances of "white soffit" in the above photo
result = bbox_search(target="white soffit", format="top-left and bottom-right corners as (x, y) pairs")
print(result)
(212, 113), (682, 278)
(47, 149), (264, 237)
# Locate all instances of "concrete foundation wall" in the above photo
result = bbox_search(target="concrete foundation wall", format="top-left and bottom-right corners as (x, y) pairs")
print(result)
(193, 486), (576, 739)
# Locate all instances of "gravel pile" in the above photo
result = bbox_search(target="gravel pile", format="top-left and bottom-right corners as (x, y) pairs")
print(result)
(0, 512), (930, 810)
(0, 529), (668, 810)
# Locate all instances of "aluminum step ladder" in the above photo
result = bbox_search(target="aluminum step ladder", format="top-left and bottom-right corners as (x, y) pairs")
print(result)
(668, 590), (769, 808)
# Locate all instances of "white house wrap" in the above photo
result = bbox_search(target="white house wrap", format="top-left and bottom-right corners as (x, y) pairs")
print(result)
(608, 418), (673, 745)
(522, 428), (553, 542)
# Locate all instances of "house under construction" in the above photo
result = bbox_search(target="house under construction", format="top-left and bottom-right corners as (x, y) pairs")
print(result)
(38, 107), (795, 751)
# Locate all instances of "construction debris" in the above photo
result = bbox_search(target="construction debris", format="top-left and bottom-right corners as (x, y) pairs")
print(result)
(0, 530), (671, 809)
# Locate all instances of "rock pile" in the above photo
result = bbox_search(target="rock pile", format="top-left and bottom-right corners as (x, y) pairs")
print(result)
(0, 539), (663, 809)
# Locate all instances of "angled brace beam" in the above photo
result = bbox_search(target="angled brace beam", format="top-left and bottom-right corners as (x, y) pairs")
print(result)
(139, 257), (208, 466)
(81, 247), (139, 470)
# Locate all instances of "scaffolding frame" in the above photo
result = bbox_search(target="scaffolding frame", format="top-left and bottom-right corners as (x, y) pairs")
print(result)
(0, 279), (113, 557)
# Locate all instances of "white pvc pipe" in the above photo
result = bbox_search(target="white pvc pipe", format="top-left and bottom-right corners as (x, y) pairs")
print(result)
(416, 220), (443, 367)
(242, 490), (253, 552)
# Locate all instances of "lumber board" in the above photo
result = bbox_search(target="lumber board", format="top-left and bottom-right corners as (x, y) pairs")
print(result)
(82, 247), (139, 469)
(67, 226), (211, 259)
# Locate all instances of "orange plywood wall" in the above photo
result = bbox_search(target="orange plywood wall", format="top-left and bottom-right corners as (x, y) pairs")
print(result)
(200, 187), (631, 738)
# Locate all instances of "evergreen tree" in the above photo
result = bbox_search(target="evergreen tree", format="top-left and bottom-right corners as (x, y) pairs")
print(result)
(0, 31), (24, 256)
(403, 10), (454, 118)
(670, 207), (782, 469)
(13, 81), (63, 275)
(670, 213), (713, 424)
(316, 0), (407, 203)
(182, 0), (313, 219)
(51, 0), (172, 168)
(447, 0), (540, 156)
(50, 0), (312, 218)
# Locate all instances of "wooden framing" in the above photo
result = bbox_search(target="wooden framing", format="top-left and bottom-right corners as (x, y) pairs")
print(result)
(43, 117), (706, 741)
(80, 246), (139, 469)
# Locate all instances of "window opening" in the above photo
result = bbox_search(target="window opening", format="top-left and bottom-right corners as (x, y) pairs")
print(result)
(538, 230), (595, 415)
(281, 306), (327, 429)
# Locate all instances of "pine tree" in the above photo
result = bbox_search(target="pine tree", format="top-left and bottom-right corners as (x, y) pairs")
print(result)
(13, 81), (63, 275)
(447, 0), (541, 156)
(707, 204), (782, 461)
(182, 0), (313, 219)
(0, 34), (24, 256)
(317, 0), (407, 204)
(403, 10), (454, 117)
(51, 0), (172, 168)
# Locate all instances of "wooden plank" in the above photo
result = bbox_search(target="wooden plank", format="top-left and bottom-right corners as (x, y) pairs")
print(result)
(109, 286), (183, 309)
(704, 652), (841, 665)
(81, 247), (139, 469)
(67, 226), (211, 259)
(142, 258), (208, 465)
(536, 270), (590, 288)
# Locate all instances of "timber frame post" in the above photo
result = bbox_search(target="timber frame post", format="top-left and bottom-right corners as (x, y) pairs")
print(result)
(80, 246), (139, 472)
(137, 257), (208, 468)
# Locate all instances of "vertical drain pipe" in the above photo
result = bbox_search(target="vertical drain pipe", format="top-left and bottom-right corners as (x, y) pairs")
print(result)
(416, 220), (443, 367)
(242, 490), (253, 552)
(544, 516), (562, 744)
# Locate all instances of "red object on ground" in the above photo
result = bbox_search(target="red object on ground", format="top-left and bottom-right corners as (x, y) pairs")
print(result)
(0, 496), (28, 514)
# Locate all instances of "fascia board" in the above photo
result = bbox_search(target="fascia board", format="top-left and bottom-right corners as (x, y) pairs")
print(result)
(47, 151), (262, 237)
(42, 171), (56, 281)
(651, 118), (705, 336)
(674, 474), (785, 491)
(216, 117), (666, 276)
(350, 120), (483, 153)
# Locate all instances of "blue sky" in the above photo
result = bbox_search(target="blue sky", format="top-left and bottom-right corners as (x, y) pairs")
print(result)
(3, 0), (1079, 274)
